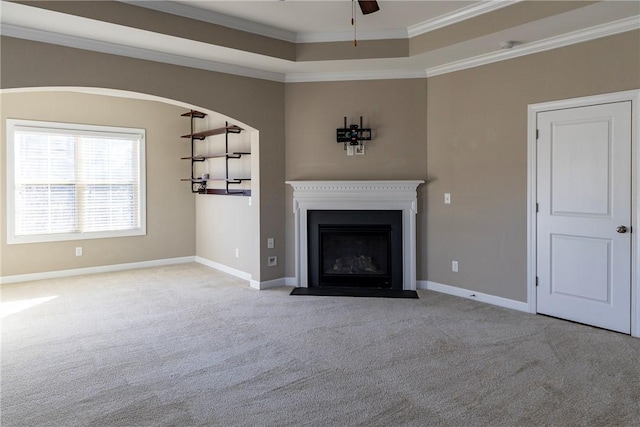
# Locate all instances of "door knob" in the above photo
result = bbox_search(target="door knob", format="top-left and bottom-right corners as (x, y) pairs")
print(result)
(616, 226), (628, 234)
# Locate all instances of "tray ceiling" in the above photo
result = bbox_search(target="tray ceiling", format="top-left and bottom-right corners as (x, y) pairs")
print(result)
(1, 1), (638, 82)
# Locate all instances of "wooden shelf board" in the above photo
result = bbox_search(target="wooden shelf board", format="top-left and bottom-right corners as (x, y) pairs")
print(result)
(181, 125), (244, 140)
(199, 189), (252, 196)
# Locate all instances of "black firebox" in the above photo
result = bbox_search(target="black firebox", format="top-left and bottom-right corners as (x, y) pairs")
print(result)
(308, 210), (403, 290)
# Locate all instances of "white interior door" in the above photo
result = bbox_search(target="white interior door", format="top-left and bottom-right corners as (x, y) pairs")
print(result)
(537, 101), (632, 334)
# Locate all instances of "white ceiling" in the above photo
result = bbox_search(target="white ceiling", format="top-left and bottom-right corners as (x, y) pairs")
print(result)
(1, 1), (639, 82)
(172, 0), (479, 37)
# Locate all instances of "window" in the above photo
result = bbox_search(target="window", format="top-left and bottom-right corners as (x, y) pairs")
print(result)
(7, 119), (146, 244)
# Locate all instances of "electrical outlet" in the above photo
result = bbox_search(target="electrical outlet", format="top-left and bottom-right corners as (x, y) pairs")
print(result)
(452, 260), (458, 272)
(75, 247), (83, 257)
(346, 146), (354, 156)
(235, 248), (240, 258)
(267, 238), (274, 249)
(248, 197), (252, 206)
(445, 193), (451, 204)
(268, 256), (278, 267)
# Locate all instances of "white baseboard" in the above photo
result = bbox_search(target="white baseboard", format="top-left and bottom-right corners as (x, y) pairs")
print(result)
(0, 256), (196, 285)
(249, 277), (297, 290)
(194, 257), (251, 281)
(421, 280), (529, 313)
(2, 260), (528, 316)
(249, 277), (287, 290)
(10, 251), (291, 292)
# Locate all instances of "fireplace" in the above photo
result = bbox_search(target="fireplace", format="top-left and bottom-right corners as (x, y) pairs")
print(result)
(320, 225), (391, 287)
(287, 180), (424, 291)
(308, 210), (403, 289)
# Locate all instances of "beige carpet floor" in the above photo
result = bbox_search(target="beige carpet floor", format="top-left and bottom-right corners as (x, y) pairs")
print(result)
(2, 263), (639, 426)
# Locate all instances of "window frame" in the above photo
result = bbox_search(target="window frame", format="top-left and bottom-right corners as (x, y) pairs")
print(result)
(6, 119), (147, 245)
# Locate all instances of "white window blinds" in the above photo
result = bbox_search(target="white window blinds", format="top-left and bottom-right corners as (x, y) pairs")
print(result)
(7, 120), (146, 244)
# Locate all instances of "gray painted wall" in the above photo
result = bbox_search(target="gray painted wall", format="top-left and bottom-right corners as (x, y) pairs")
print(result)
(2, 29), (639, 302)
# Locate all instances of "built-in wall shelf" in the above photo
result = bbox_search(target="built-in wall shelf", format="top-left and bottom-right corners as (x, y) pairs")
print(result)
(181, 110), (251, 196)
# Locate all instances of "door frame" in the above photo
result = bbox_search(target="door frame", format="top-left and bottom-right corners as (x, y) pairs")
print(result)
(527, 90), (640, 338)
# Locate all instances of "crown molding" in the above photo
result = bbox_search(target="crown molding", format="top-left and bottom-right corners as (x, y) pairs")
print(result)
(289, 15), (640, 82)
(0, 24), (286, 83)
(408, 0), (523, 38)
(119, 0), (298, 43)
(425, 15), (640, 78)
(296, 28), (408, 44)
(285, 69), (428, 83)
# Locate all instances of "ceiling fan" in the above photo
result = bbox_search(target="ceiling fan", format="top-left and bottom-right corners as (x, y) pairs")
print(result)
(352, 0), (380, 46)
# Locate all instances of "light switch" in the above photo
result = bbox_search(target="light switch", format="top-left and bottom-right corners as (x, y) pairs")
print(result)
(445, 193), (451, 204)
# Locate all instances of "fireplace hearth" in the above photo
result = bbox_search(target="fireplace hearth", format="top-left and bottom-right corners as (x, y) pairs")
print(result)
(308, 210), (403, 290)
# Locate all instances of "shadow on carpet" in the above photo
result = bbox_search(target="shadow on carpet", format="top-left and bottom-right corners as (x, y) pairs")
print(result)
(290, 287), (419, 299)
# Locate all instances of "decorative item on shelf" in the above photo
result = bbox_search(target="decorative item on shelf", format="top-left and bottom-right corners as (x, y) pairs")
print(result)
(336, 116), (372, 150)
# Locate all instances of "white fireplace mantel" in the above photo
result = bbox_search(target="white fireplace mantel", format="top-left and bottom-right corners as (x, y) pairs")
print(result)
(287, 180), (424, 290)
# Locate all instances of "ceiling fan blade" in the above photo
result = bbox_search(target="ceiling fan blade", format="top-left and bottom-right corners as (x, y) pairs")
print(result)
(358, 0), (380, 15)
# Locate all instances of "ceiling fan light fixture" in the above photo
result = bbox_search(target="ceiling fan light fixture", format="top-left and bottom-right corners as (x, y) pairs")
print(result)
(351, 0), (379, 47)
(358, 0), (380, 15)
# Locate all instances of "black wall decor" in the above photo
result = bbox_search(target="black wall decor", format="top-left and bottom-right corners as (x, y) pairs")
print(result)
(336, 116), (371, 149)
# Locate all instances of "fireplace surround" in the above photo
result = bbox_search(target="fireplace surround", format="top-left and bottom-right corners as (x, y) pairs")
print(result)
(287, 180), (424, 291)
